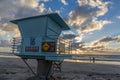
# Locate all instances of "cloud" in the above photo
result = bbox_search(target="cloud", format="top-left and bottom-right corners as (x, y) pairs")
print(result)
(80, 18), (113, 32)
(39, 3), (46, 13)
(55, 10), (61, 14)
(0, 30), (7, 37)
(0, 29), (13, 40)
(61, 34), (79, 40)
(67, 5), (97, 29)
(91, 36), (120, 48)
(0, 0), (53, 21)
(60, 34), (120, 53)
(99, 36), (120, 42)
(67, 0), (112, 33)
(0, 40), (11, 47)
(0, 0), (53, 40)
(1, 23), (16, 32)
(64, 0), (113, 49)
(0, 22), (20, 39)
(40, 0), (51, 2)
(76, 40), (110, 53)
(84, 36), (120, 51)
(71, 42), (85, 50)
(116, 16), (120, 19)
(61, 0), (68, 5)
(77, 0), (110, 17)
(0, 0), (16, 20)
(71, 35), (120, 52)
(17, 0), (39, 8)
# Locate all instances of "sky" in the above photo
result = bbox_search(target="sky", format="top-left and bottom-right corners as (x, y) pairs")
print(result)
(0, 0), (120, 54)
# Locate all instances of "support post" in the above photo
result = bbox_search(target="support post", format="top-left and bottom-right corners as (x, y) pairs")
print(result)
(37, 60), (52, 79)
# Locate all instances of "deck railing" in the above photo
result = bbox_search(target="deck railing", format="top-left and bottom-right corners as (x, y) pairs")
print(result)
(11, 37), (73, 54)
(11, 37), (22, 54)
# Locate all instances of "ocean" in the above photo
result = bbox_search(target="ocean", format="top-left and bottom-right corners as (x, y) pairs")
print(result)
(71, 54), (120, 65)
(1, 52), (120, 65)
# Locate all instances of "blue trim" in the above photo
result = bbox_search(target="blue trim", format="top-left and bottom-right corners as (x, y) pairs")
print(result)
(15, 53), (72, 60)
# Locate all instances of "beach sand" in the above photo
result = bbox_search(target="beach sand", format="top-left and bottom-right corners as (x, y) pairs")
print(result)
(0, 56), (120, 80)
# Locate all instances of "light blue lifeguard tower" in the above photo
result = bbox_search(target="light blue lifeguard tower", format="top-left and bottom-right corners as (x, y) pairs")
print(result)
(11, 13), (72, 79)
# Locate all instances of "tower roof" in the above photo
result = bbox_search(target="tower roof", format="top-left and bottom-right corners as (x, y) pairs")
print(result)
(11, 13), (70, 30)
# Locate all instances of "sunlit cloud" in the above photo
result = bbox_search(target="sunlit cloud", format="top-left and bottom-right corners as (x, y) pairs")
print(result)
(84, 36), (120, 52)
(61, 0), (68, 5)
(0, 22), (20, 40)
(0, 0), (52, 21)
(99, 36), (120, 43)
(0, 40), (11, 47)
(116, 16), (120, 19)
(55, 10), (61, 14)
(77, 0), (110, 16)
(0, 0), (52, 41)
(80, 18), (113, 32)
(40, 0), (51, 2)
(61, 34), (79, 40)
(0, 30), (12, 40)
(69, 35), (120, 53)
(18, 0), (39, 8)
(64, 0), (113, 47)
(39, 3), (46, 13)
(67, 0), (112, 33)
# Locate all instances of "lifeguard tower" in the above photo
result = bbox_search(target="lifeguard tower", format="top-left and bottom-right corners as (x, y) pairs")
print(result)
(11, 13), (72, 79)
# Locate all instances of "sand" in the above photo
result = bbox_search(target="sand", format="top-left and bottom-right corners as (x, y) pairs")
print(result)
(0, 56), (120, 80)
(60, 62), (120, 80)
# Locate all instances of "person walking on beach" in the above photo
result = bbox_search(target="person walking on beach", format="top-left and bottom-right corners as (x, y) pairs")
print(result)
(93, 57), (95, 63)
(89, 57), (92, 62)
